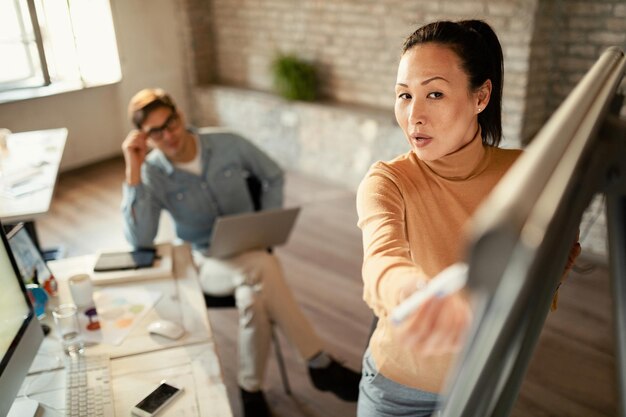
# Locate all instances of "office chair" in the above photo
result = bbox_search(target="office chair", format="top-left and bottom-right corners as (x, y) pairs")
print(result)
(203, 174), (292, 395)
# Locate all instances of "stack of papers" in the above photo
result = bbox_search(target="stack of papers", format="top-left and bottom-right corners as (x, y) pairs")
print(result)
(86, 287), (162, 346)
(0, 166), (46, 198)
(2, 165), (41, 187)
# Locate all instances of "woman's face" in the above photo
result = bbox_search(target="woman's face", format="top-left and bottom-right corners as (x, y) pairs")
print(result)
(394, 43), (490, 161)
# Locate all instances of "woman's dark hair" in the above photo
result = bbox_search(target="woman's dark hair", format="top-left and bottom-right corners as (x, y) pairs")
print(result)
(402, 20), (504, 147)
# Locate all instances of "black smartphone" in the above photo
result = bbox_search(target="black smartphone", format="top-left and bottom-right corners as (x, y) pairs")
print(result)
(131, 381), (183, 417)
(93, 249), (156, 272)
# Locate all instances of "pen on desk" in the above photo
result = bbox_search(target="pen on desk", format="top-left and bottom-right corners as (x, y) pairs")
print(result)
(390, 263), (469, 325)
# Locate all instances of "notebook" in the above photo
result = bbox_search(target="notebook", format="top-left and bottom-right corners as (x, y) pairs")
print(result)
(207, 207), (300, 258)
(90, 243), (173, 285)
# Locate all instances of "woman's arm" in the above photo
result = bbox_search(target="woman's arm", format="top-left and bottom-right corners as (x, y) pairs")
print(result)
(357, 166), (429, 318)
(357, 164), (473, 355)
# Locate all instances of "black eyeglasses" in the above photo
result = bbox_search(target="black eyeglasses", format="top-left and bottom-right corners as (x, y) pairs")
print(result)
(144, 112), (180, 141)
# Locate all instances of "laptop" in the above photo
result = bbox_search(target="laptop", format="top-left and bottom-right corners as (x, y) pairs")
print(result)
(206, 207), (301, 258)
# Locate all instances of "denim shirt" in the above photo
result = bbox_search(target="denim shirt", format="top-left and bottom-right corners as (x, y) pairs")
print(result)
(121, 129), (284, 251)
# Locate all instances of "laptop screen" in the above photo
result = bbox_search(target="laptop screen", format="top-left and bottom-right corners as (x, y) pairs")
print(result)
(7, 225), (52, 286)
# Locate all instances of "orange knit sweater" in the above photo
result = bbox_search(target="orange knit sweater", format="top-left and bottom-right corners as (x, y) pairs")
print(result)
(357, 130), (522, 392)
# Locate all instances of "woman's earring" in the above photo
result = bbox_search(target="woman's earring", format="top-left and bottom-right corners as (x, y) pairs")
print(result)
(477, 108), (482, 113)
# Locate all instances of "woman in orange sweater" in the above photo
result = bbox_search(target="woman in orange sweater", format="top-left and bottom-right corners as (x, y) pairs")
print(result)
(357, 18), (582, 417)
(356, 20), (518, 416)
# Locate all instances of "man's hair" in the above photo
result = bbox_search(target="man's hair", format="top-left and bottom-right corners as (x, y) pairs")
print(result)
(128, 88), (177, 129)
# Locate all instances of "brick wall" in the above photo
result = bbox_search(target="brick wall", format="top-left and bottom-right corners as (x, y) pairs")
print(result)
(546, 0), (625, 116)
(523, 0), (626, 143)
(182, 0), (214, 85)
(181, 0), (626, 260)
(201, 0), (540, 146)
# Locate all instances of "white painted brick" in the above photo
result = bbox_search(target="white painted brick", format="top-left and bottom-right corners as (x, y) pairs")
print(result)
(441, 1), (486, 14)
(504, 45), (530, 59)
(508, 15), (534, 32)
(487, 2), (520, 16)
(408, 0), (441, 14)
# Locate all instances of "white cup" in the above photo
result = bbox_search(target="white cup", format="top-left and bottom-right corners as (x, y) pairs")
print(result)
(68, 274), (95, 309)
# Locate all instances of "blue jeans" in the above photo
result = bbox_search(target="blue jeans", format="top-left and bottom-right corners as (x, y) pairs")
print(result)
(357, 349), (441, 417)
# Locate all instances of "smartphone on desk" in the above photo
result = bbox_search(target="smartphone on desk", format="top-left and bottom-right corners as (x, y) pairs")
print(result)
(131, 381), (183, 417)
(93, 249), (156, 272)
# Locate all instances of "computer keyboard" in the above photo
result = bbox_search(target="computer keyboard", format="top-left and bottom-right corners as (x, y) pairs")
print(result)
(65, 354), (115, 417)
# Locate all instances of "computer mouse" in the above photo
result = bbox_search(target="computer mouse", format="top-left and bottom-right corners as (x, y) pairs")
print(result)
(147, 319), (185, 340)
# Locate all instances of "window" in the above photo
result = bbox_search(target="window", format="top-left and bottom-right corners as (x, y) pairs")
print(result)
(0, 0), (44, 90)
(0, 0), (121, 99)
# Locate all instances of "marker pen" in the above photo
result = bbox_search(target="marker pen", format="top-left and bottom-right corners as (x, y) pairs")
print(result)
(390, 263), (468, 325)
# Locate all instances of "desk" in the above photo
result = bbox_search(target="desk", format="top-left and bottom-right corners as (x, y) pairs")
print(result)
(15, 243), (233, 417)
(0, 128), (67, 258)
(0, 128), (67, 223)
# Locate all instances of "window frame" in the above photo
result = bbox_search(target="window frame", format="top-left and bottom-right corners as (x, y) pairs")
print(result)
(0, 0), (49, 91)
(0, 0), (121, 104)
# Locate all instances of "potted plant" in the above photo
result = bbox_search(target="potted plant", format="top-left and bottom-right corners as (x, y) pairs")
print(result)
(271, 54), (319, 101)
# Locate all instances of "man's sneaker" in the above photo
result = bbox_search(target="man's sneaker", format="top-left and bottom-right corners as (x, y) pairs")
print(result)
(240, 387), (270, 417)
(308, 358), (361, 402)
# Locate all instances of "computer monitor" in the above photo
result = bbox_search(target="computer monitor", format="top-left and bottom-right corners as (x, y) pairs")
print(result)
(0, 221), (44, 417)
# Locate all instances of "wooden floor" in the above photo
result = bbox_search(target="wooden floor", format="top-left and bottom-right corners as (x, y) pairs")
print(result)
(35, 156), (618, 417)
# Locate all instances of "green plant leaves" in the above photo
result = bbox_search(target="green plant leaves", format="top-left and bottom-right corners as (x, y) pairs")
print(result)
(271, 54), (318, 101)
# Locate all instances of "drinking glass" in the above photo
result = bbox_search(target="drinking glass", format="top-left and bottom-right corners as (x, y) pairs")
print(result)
(52, 304), (84, 356)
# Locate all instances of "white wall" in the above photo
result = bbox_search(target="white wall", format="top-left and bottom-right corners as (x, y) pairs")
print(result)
(0, 0), (191, 171)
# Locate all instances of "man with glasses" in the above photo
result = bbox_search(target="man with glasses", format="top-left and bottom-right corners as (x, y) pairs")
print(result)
(121, 88), (360, 417)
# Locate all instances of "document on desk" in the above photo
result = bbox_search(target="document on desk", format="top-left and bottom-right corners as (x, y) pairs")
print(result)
(1, 165), (41, 186)
(87, 287), (162, 346)
(0, 166), (47, 198)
